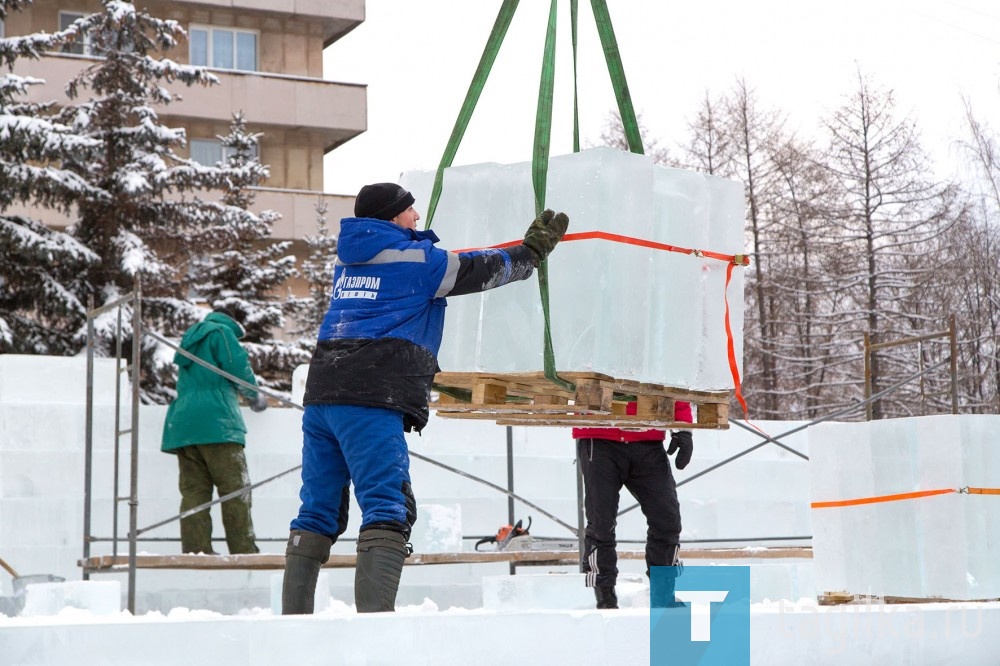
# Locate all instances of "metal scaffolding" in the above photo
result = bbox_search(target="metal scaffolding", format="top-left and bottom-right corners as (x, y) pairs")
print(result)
(83, 291), (958, 612)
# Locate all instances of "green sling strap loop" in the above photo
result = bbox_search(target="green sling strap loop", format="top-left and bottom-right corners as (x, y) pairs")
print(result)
(423, 0), (643, 395)
(532, 0), (573, 391)
(570, 0), (581, 154)
(532, 0), (557, 217)
(590, 0), (643, 154)
(424, 0), (521, 231)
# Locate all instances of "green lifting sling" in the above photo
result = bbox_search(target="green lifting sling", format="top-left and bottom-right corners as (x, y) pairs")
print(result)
(423, 0), (644, 390)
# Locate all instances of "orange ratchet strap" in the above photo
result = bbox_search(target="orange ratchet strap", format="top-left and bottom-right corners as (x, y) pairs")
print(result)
(812, 486), (1000, 509)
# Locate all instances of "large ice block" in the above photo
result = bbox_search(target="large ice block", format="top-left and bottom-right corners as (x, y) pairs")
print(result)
(399, 147), (746, 390)
(482, 573), (595, 611)
(410, 503), (462, 553)
(810, 414), (1000, 600)
(21, 580), (120, 617)
(0, 355), (130, 405)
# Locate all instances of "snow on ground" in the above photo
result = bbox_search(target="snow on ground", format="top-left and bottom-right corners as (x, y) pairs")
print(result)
(4, 596), (1000, 665)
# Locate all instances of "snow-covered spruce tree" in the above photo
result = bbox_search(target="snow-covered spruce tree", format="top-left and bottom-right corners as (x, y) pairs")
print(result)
(288, 196), (338, 353)
(40, 2), (286, 402)
(50, 2), (222, 400)
(192, 111), (306, 392)
(0, 1), (102, 353)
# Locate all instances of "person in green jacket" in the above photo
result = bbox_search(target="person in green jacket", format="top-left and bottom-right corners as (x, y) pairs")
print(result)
(161, 307), (268, 555)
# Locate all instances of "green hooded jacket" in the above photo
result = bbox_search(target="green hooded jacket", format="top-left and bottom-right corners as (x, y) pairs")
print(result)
(161, 312), (261, 452)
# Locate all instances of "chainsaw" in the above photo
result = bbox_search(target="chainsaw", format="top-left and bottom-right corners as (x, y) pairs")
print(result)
(474, 516), (532, 551)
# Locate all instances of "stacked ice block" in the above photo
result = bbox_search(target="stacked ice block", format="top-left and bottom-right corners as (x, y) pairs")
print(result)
(400, 147), (745, 390)
(810, 414), (1000, 600)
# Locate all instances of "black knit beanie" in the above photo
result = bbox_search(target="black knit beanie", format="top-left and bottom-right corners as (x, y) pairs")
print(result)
(212, 303), (240, 322)
(354, 182), (415, 221)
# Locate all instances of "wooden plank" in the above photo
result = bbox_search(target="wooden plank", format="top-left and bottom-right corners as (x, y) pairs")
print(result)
(431, 372), (731, 422)
(636, 394), (674, 419)
(817, 591), (856, 605)
(80, 554), (289, 571)
(434, 371), (611, 388)
(644, 385), (732, 403)
(490, 414), (730, 430)
(79, 547), (811, 572)
(434, 404), (604, 415)
(697, 402), (730, 427)
(77, 547), (812, 571)
(573, 379), (613, 411)
(471, 381), (507, 405)
(533, 395), (569, 406)
(433, 371), (730, 404)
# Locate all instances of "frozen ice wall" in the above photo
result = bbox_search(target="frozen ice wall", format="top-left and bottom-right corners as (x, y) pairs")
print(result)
(399, 147), (746, 390)
(810, 414), (1000, 600)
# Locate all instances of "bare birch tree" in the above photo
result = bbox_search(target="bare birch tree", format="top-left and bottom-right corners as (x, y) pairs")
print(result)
(817, 71), (962, 418)
(680, 90), (734, 175)
(953, 99), (1000, 412)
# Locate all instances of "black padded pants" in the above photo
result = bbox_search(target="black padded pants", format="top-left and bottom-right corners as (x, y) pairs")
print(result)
(577, 438), (681, 588)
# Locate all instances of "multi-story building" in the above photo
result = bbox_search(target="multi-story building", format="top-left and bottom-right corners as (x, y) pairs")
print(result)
(4, 0), (366, 286)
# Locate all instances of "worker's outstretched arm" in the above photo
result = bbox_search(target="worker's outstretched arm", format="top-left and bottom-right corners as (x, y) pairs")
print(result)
(444, 209), (569, 297)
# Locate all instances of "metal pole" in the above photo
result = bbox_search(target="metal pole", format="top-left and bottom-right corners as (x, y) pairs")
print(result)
(83, 295), (96, 581)
(863, 331), (872, 421)
(575, 442), (585, 573)
(127, 286), (142, 613)
(950, 314), (959, 414)
(112, 307), (123, 557)
(918, 341), (926, 417)
(506, 426), (515, 575)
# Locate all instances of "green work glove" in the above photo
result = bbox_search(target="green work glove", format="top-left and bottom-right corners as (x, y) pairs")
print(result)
(522, 209), (569, 266)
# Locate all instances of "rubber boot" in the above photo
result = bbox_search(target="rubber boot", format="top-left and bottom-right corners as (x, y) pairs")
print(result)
(281, 529), (332, 615)
(355, 528), (409, 613)
(650, 565), (685, 609)
(595, 585), (619, 609)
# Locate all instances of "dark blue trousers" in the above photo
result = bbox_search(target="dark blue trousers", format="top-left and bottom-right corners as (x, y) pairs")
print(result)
(291, 404), (416, 540)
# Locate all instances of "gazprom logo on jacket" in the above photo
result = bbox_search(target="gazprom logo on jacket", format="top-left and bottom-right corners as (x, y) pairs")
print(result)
(650, 565), (750, 665)
(334, 274), (381, 300)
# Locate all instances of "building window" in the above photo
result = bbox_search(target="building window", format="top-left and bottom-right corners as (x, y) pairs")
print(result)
(190, 138), (258, 166)
(59, 11), (96, 56)
(189, 26), (258, 72)
(0, 18), (5, 39)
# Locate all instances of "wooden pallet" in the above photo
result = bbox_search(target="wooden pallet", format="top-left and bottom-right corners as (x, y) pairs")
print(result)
(431, 371), (732, 429)
(79, 547), (809, 572)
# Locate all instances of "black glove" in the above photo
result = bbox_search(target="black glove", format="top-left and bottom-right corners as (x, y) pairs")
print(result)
(522, 209), (569, 265)
(667, 431), (693, 470)
(250, 393), (268, 413)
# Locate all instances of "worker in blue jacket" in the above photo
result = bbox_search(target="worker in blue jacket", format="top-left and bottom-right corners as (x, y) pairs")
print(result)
(282, 182), (569, 614)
